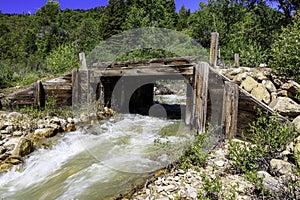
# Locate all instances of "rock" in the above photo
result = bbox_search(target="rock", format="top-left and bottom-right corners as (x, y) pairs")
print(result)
(292, 116), (300, 131)
(66, 123), (76, 132)
(0, 153), (9, 161)
(281, 81), (300, 97)
(215, 160), (225, 167)
(0, 146), (6, 154)
(164, 185), (177, 192)
(0, 163), (13, 171)
(3, 138), (20, 151)
(186, 187), (198, 199)
(5, 156), (23, 165)
(257, 171), (282, 192)
(13, 131), (23, 137)
(7, 112), (22, 119)
(277, 90), (290, 97)
(262, 80), (277, 93)
(255, 72), (268, 81)
(269, 97), (300, 117)
(241, 76), (258, 92)
(259, 64), (268, 68)
(34, 128), (57, 138)
(270, 159), (293, 175)
(294, 136), (300, 166)
(251, 84), (271, 104)
(233, 73), (247, 84)
(12, 137), (33, 157)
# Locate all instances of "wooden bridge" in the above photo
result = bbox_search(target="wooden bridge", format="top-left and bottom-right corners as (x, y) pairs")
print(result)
(6, 55), (276, 140)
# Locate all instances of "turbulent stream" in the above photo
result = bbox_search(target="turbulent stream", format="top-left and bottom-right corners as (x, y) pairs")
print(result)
(0, 95), (194, 199)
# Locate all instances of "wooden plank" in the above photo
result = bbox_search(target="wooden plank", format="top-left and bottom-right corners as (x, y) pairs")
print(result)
(92, 64), (194, 77)
(34, 81), (45, 109)
(234, 53), (239, 67)
(209, 32), (219, 68)
(79, 52), (87, 70)
(193, 62), (209, 133)
(92, 56), (196, 68)
(222, 81), (239, 139)
(72, 68), (79, 110)
(185, 78), (193, 126)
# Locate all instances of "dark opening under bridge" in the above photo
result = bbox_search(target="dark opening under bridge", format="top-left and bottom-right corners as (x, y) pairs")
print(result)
(7, 55), (278, 140)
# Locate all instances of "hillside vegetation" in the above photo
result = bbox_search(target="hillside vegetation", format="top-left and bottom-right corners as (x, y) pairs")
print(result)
(0, 0), (299, 88)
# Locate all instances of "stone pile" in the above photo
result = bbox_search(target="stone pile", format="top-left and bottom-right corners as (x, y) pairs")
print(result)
(131, 138), (300, 199)
(0, 111), (77, 171)
(217, 67), (300, 118)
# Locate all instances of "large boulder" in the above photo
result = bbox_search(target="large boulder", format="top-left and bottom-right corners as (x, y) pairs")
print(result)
(12, 137), (33, 157)
(241, 76), (258, 92)
(251, 84), (271, 104)
(269, 97), (300, 117)
(34, 128), (57, 138)
(262, 80), (277, 93)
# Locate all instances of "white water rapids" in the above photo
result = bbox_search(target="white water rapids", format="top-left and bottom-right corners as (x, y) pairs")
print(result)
(0, 112), (193, 199)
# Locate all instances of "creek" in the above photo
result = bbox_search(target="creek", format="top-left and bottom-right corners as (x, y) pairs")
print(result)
(0, 97), (193, 199)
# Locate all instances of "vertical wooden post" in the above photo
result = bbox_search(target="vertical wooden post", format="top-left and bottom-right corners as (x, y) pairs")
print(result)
(234, 53), (239, 67)
(185, 77), (193, 126)
(79, 52), (87, 70)
(34, 81), (45, 109)
(72, 68), (79, 110)
(209, 32), (219, 68)
(193, 62), (209, 133)
(222, 81), (239, 139)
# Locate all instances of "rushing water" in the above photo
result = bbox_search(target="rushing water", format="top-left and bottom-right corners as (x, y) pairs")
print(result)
(0, 113), (193, 199)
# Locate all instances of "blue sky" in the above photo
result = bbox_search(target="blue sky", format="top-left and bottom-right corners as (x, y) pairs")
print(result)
(0, 0), (205, 14)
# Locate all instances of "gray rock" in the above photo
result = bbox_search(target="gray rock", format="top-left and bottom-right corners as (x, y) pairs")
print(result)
(186, 187), (198, 199)
(292, 115), (300, 131)
(270, 159), (293, 175)
(215, 160), (225, 167)
(262, 80), (277, 93)
(257, 171), (282, 192)
(7, 112), (22, 119)
(269, 97), (300, 117)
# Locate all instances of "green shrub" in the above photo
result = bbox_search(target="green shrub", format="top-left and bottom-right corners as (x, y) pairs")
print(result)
(228, 110), (298, 173)
(269, 13), (300, 82)
(179, 132), (208, 171)
(46, 42), (78, 74)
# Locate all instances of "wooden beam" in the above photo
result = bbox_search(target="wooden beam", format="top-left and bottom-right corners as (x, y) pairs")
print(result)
(79, 52), (87, 70)
(92, 64), (194, 77)
(209, 32), (219, 68)
(34, 81), (45, 109)
(185, 77), (193, 126)
(234, 53), (239, 67)
(72, 68), (79, 110)
(222, 81), (239, 138)
(193, 62), (209, 133)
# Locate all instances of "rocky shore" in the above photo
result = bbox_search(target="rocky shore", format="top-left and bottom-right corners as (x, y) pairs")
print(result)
(129, 136), (300, 199)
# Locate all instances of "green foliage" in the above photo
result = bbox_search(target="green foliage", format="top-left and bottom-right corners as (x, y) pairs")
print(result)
(179, 133), (208, 171)
(198, 169), (222, 200)
(269, 13), (300, 82)
(228, 110), (298, 174)
(46, 42), (78, 74)
(227, 110), (299, 198)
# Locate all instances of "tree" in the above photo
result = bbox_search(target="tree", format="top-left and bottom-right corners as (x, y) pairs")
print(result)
(269, 13), (300, 82)
(177, 5), (191, 31)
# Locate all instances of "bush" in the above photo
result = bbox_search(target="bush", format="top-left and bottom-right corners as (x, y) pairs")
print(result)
(228, 110), (298, 173)
(46, 42), (78, 74)
(269, 13), (300, 82)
